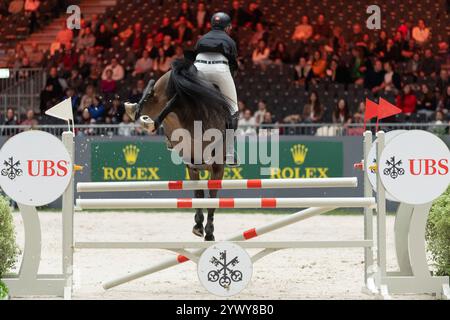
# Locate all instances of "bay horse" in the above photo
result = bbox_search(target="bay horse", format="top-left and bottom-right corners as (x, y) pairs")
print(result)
(124, 58), (234, 241)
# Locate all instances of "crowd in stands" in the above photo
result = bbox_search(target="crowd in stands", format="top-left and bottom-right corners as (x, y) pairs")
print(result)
(1, 0), (449, 136)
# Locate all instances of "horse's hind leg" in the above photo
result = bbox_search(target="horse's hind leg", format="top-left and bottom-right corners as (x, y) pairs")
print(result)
(205, 164), (224, 241)
(189, 168), (205, 237)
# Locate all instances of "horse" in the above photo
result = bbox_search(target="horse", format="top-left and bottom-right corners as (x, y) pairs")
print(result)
(124, 58), (234, 241)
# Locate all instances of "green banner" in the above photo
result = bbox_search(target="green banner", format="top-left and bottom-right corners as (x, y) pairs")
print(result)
(91, 140), (343, 181)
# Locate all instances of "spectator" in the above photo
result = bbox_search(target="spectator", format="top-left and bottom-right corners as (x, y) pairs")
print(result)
(128, 22), (146, 52)
(77, 54), (91, 79)
(437, 70), (449, 94)
(89, 14), (100, 33)
(332, 99), (351, 124)
(412, 19), (430, 46)
(21, 109), (38, 127)
(40, 83), (57, 115)
(100, 69), (117, 94)
(365, 59), (385, 92)
(374, 30), (388, 56)
(331, 26), (346, 52)
(350, 47), (368, 84)
(79, 85), (96, 113)
(101, 58), (125, 81)
(237, 100), (246, 118)
(2, 108), (18, 136)
(246, 2), (263, 28)
(230, 0), (248, 28)
(154, 47), (173, 73)
(129, 79), (146, 103)
(401, 39), (417, 60)
(406, 52), (421, 78)
(162, 35), (175, 57)
(254, 100), (267, 125)
(158, 17), (177, 40)
(95, 24), (112, 49)
(28, 42), (44, 67)
(260, 111), (274, 133)
(46, 67), (64, 98)
(303, 91), (324, 123)
(24, 0), (40, 33)
(381, 61), (401, 92)
(79, 109), (92, 128)
(419, 49), (440, 77)
(177, 1), (194, 25)
(195, 2), (210, 32)
(311, 50), (327, 78)
(397, 20), (412, 41)
(293, 56), (312, 86)
(250, 22), (269, 46)
(396, 84), (417, 116)
(350, 23), (364, 46)
(76, 27), (96, 50)
(270, 41), (290, 64)
(87, 96), (106, 121)
(67, 69), (83, 92)
(252, 40), (271, 67)
(60, 45), (78, 76)
(174, 16), (193, 44)
(292, 15), (313, 41)
(63, 88), (80, 113)
(384, 38), (402, 62)
(118, 113), (135, 136)
(417, 84), (436, 118)
(237, 109), (257, 135)
(313, 13), (331, 41)
(145, 37), (160, 59)
(107, 97), (124, 124)
(173, 45), (184, 60)
(55, 21), (73, 49)
(326, 59), (349, 84)
(133, 50), (153, 77)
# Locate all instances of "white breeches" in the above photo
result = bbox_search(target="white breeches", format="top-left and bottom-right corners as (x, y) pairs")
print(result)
(194, 53), (238, 114)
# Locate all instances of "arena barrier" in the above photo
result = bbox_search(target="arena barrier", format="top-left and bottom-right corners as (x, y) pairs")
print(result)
(2, 131), (449, 299)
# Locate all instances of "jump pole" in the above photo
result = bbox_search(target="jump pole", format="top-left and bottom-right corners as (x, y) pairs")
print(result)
(76, 197), (376, 210)
(77, 177), (358, 192)
(102, 206), (338, 290)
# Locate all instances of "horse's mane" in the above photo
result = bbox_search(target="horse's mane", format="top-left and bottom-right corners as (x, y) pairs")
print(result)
(166, 58), (233, 131)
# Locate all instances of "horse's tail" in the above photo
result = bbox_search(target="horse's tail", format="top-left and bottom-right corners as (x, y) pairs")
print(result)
(167, 58), (233, 126)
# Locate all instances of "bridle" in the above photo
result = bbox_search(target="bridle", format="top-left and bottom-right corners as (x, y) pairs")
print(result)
(134, 79), (155, 120)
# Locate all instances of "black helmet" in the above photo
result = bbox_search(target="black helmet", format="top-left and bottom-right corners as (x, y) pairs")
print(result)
(211, 12), (231, 30)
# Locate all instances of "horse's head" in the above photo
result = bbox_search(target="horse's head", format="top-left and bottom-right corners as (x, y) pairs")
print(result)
(124, 74), (170, 133)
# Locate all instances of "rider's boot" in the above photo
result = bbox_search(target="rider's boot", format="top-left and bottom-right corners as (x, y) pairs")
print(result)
(225, 112), (240, 167)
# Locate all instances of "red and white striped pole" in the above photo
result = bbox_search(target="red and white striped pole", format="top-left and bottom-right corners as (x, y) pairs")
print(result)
(77, 177), (358, 193)
(77, 197), (375, 210)
(102, 206), (337, 290)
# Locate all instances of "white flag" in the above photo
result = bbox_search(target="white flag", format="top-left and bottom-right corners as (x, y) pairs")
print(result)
(45, 97), (74, 122)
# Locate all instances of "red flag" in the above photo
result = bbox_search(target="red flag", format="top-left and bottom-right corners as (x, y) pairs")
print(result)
(364, 98), (378, 131)
(377, 98), (402, 131)
(378, 97), (402, 120)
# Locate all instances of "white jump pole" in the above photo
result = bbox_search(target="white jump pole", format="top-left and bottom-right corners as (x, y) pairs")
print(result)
(77, 177), (358, 193)
(76, 197), (376, 210)
(102, 206), (337, 290)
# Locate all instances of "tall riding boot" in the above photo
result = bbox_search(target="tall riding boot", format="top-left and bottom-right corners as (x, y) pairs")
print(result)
(225, 112), (240, 167)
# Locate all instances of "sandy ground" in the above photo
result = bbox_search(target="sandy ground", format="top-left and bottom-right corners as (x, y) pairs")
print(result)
(10, 211), (434, 300)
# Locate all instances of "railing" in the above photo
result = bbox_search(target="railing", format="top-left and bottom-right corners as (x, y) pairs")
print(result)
(0, 68), (47, 121)
(0, 123), (448, 137)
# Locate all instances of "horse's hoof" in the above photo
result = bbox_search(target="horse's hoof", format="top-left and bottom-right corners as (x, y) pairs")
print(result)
(205, 234), (215, 241)
(192, 225), (204, 237)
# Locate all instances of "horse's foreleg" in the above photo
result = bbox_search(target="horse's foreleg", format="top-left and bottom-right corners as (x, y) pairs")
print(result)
(205, 165), (224, 241)
(205, 190), (217, 241)
(193, 189), (205, 237)
(189, 168), (205, 238)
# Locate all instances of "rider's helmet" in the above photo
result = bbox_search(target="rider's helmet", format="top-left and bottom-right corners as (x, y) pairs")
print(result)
(211, 12), (232, 30)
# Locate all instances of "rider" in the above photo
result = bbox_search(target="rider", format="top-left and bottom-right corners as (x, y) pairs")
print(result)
(194, 12), (239, 166)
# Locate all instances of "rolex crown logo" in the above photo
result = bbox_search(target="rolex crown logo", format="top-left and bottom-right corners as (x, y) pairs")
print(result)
(123, 145), (140, 165)
(291, 144), (308, 165)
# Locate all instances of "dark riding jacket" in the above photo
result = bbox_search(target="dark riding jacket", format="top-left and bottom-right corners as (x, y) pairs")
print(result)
(194, 29), (238, 74)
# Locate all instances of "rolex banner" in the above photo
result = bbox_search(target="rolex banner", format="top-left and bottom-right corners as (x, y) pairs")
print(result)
(90, 140), (343, 181)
